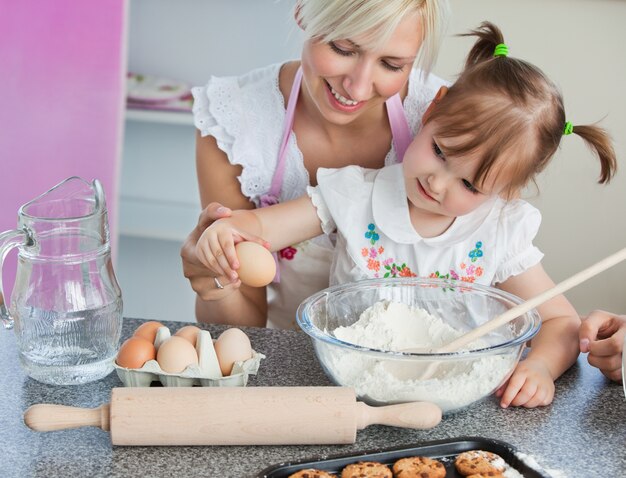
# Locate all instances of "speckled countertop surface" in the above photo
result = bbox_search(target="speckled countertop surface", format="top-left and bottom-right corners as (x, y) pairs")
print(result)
(2, 317), (624, 477)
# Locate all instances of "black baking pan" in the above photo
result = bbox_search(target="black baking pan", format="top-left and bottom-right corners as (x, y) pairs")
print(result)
(257, 436), (552, 477)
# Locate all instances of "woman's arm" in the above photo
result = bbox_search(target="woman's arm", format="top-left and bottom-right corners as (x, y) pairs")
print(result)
(180, 131), (269, 327)
(580, 309), (626, 381)
(496, 263), (581, 407)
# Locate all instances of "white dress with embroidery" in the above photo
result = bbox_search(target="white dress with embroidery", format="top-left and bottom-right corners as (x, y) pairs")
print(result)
(192, 62), (448, 329)
(308, 164), (544, 286)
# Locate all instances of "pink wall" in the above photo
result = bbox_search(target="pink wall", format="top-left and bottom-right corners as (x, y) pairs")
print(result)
(0, 0), (127, 302)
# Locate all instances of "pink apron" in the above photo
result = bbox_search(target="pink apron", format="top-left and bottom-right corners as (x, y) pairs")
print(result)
(264, 66), (412, 329)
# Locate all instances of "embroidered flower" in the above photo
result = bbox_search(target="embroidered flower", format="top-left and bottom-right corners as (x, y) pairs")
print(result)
(358, 223), (422, 280)
(279, 246), (297, 260)
(386, 263), (416, 278)
(367, 258), (380, 272)
(364, 223), (380, 245)
(469, 241), (483, 263)
(428, 241), (485, 285)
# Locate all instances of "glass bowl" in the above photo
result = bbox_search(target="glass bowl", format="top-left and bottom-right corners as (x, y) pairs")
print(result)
(296, 277), (541, 414)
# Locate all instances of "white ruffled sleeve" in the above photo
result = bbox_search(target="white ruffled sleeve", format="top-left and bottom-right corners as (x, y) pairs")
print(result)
(493, 200), (544, 284)
(191, 64), (292, 206)
(191, 75), (239, 156)
(306, 186), (336, 235)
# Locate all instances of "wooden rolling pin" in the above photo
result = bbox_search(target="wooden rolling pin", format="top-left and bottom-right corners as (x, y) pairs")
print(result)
(23, 387), (442, 445)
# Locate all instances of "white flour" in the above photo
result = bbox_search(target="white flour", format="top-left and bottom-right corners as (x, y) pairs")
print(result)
(326, 300), (517, 413)
(515, 452), (567, 478)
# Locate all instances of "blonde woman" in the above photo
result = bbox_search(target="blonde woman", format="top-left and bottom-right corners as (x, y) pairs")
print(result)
(182, 0), (451, 328)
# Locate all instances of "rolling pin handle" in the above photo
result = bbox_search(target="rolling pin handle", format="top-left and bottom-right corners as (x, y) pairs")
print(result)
(23, 403), (111, 432)
(356, 401), (442, 430)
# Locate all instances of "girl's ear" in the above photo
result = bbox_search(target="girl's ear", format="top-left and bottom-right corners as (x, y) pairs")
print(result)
(422, 86), (448, 124)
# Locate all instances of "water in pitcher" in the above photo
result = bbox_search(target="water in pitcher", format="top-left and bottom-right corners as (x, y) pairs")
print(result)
(1, 177), (123, 385)
(16, 303), (122, 385)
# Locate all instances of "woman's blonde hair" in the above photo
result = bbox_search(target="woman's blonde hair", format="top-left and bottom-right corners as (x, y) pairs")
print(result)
(295, 0), (450, 74)
(426, 22), (617, 198)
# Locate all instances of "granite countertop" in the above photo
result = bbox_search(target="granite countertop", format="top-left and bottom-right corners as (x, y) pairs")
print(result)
(2, 317), (625, 477)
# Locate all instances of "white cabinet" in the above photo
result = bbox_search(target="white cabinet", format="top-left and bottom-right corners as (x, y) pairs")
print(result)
(120, 111), (198, 242)
(117, 110), (198, 322)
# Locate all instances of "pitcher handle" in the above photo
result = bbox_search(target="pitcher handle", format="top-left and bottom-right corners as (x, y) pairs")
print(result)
(0, 228), (30, 329)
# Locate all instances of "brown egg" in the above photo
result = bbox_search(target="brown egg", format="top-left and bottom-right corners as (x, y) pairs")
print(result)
(133, 320), (165, 343)
(214, 328), (253, 376)
(116, 336), (156, 369)
(156, 336), (199, 373)
(174, 325), (201, 347)
(235, 241), (276, 287)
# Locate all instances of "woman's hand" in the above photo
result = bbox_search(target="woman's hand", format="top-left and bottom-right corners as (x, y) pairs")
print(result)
(579, 310), (626, 382)
(181, 202), (236, 300)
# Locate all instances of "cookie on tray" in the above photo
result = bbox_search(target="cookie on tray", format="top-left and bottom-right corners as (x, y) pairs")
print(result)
(341, 461), (392, 478)
(288, 469), (334, 478)
(392, 456), (446, 478)
(466, 473), (504, 478)
(455, 450), (506, 476)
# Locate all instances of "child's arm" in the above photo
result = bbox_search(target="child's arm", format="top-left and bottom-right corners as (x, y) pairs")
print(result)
(495, 263), (581, 408)
(580, 310), (626, 382)
(195, 195), (324, 283)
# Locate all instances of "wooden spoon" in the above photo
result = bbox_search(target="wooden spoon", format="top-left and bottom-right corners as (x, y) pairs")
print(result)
(390, 247), (626, 380)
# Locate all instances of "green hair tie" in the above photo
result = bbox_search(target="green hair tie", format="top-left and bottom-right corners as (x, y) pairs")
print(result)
(494, 43), (509, 57)
(563, 121), (574, 136)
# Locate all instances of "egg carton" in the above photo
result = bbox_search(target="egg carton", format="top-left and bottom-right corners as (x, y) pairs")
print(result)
(114, 327), (264, 387)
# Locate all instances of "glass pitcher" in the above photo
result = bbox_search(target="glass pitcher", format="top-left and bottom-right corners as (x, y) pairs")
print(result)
(0, 177), (123, 385)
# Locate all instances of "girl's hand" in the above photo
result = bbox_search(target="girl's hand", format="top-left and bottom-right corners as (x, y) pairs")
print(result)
(579, 310), (626, 382)
(495, 357), (555, 408)
(195, 216), (269, 287)
(181, 203), (236, 300)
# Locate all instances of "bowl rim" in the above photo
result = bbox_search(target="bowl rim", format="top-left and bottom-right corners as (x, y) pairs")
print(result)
(296, 277), (542, 358)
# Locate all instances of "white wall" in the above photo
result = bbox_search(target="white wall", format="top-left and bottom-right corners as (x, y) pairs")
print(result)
(127, 0), (303, 83)
(437, 0), (626, 314)
(121, 0), (626, 321)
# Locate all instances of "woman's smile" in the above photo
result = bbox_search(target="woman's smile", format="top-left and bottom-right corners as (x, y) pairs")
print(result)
(324, 80), (365, 112)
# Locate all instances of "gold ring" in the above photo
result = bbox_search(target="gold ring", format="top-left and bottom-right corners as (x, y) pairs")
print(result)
(213, 277), (224, 290)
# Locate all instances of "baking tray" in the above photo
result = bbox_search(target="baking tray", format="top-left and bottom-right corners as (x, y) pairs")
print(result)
(257, 436), (551, 477)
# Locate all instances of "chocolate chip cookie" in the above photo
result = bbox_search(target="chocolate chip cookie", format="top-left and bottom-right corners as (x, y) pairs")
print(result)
(392, 456), (446, 478)
(455, 450), (506, 476)
(341, 461), (392, 477)
(288, 469), (335, 478)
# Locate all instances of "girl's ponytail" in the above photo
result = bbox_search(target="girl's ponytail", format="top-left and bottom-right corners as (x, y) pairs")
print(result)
(461, 21), (505, 69)
(429, 20), (618, 194)
(569, 124), (617, 184)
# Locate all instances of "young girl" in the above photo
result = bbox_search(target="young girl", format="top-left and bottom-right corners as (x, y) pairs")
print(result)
(196, 22), (617, 409)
